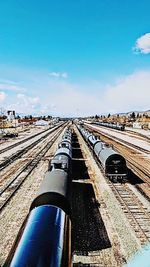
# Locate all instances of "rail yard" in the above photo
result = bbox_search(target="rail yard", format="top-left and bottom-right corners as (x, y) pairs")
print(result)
(0, 121), (150, 267)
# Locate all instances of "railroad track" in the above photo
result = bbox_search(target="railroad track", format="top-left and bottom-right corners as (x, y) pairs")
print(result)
(108, 182), (150, 246)
(105, 138), (150, 187)
(78, 126), (150, 246)
(0, 126), (64, 212)
(0, 123), (63, 155)
(126, 129), (150, 142)
(86, 124), (150, 154)
(127, 158), (150, 186)
(0, 123), (64, 171)
(89, 148), (150, 246)
(86, 124), (150, 190)
(89, 127), (150, 188)
(92, 123), (150, 143)
(0, 127), (51, 154)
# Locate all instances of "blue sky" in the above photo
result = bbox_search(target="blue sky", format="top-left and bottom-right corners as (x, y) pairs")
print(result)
(0, 0), (150, 116)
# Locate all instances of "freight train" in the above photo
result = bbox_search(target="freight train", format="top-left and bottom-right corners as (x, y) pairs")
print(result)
(78, 125), (127, 182)
(94, 122), (125, 131)
(4, 128), (72, 267)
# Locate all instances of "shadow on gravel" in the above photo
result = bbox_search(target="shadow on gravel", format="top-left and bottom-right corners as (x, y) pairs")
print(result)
(72, 159), (90, 180)
(71, 182), (111, 254)
(72, 133), (89, 180)
(127, 168), (144, 185)
(72, 133), (80, 148)
(72, 148), (83, 158)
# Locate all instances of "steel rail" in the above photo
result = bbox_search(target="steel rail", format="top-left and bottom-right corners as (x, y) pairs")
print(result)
(0, 123), (64, 171)
(86, 125), (150, 154)
(0, 125), (65, 212)
(0, 123), (63, 155)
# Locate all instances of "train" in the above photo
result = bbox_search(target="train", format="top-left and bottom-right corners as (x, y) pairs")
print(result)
(4, 128), (72, 267)
(77, 125), (127, 182)
(93, 122), (125, 131)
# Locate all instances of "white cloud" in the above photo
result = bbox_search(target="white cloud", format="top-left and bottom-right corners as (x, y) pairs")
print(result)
(0, 91), (6, 102)
(6, 94), (40, 114)
(1, 70), (150, 116)
(45, 88), (100, 116)
(46, 70), (150, 116)
(17, 94), (39, 104)
(49, 72), (68, 78)
(0, 80), (26, 92)
(16, 94), (39, 109)
(133, 33), (150, 54)
(61, 72), (68, 78)
(102, 70), (150, 113)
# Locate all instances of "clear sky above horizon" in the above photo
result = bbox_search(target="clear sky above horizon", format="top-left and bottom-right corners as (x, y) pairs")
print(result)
(0, 0), (150, 116)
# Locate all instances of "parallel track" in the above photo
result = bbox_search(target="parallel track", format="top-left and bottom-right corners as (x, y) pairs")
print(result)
(86, 124), (150, 188)
(98, 163), (150, 246)
(86, 124), (150, 154)
(0, 124), (62, 155)
(108, 182), (150, 245)
(92, 123), (150, 142)
(0, 123), (63, 171)
(78, 126), (150, 246)
(126, 129), (150, 142)
(127, 158), (150, 186)
(0, 126), (64, 212)
(96, 159), (150, 246)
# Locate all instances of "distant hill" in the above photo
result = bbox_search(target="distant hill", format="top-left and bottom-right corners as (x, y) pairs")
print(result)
(117, 110), (150, 116)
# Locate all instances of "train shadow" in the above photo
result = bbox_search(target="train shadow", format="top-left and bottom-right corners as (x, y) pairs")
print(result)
(72, 159), (89, 180)
(71, 182), (111, 254)
(126, 168), (144, 185)
(72, 133), (89, 180)
(72, 134), (80, 148)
